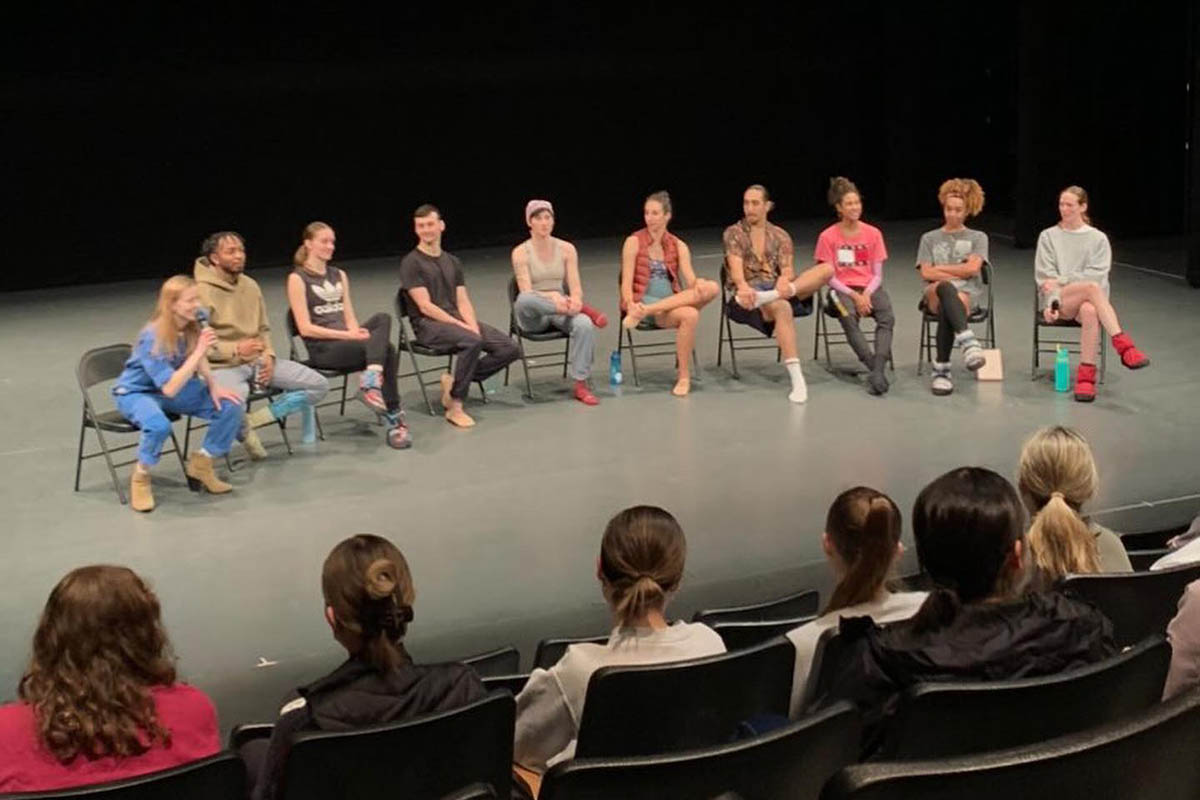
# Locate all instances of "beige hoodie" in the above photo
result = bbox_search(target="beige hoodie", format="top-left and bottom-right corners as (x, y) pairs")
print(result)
(193, 257), (276, 367)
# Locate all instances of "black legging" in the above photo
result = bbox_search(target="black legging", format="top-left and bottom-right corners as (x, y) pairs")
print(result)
(935, 281), (970, 363)
(304, 312), (400, 412)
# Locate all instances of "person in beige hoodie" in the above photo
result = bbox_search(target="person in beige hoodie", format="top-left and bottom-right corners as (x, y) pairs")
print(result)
(195, 232), (328, 458)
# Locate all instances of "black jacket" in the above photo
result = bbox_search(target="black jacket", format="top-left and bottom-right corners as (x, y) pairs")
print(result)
(807, 590), (1117, 757)
(254, 655), (486, 800)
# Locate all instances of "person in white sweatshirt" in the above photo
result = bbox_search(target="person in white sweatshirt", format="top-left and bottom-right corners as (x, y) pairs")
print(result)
(787, 487), (928, 716)
(513, 506), (726, 773)
(1035, 186), (1151, 402)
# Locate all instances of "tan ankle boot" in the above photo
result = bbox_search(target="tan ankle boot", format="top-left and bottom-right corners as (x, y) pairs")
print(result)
(130, 471), (155, 512)
(240, 419), (269, 460)
(186, 453), (233, 494)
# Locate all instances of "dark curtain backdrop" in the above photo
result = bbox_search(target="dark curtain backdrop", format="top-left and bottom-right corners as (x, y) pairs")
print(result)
(5, 2), (1191, 290)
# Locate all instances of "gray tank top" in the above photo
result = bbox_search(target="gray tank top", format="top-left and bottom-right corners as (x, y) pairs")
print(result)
(526, 238), (566, 293)
(295, 266), (348, 331)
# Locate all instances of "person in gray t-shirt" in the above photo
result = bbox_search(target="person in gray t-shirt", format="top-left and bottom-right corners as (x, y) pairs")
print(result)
(915, 179), (989, 396)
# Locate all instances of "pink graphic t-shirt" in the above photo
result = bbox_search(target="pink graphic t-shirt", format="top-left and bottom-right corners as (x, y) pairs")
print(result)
(815, 222), (888, 289)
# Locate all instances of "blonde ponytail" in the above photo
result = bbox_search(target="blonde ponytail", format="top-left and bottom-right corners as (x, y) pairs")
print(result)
(1028, 493), (1100, 581)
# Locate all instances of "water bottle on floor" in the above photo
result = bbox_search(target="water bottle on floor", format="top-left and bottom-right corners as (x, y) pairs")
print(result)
(609, 351), (623, 386)
(1054, 345), (1070, 392)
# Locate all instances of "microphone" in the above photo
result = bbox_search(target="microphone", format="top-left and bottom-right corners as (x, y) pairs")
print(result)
(196, 307), (211, 328)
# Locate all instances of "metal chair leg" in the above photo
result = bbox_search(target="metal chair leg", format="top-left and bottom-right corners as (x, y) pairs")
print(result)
(626, 329), (641, 387)
(315, 409), (326, 441)
(74, 414), (87, 492)
(168, 429), (187, 475)
(93, 425), (127, 504)
(517, 337), (536, 400)
(409, 349), (436, 415)
(726, 314), (741, 379)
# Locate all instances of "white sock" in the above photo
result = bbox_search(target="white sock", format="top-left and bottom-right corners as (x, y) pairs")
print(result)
(198, 447), (213, 457)
(754, 290), (781, 309)
(785, 358), (807, 403)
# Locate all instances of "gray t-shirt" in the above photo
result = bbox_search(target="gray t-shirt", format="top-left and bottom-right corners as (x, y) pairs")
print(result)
(916, 227), (989, 300)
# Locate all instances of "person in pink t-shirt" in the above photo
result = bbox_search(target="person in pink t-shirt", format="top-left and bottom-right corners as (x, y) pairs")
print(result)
(0, 566), (219, 793)
(814, 177), (894, 396)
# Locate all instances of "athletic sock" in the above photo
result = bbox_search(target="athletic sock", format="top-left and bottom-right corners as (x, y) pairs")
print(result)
(784, 358), (807, 403)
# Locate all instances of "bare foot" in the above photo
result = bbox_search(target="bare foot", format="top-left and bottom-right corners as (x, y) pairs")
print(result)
(622, 304), (646, 330)
(672, 378), (691, 397)
(445, 406), (476, 428)
(439, 373), (453, 409)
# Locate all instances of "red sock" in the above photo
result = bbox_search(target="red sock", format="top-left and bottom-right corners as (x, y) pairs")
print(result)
(574, 380), (599, 406)
(580, 304), (608, 329)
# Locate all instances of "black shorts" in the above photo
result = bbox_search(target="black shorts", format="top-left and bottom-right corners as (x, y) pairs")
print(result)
(725, 294), (813, 336)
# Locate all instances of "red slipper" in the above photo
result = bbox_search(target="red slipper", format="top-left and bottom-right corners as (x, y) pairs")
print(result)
(1074, 363), (1097, 402)
(1112, 332), (1150, 369)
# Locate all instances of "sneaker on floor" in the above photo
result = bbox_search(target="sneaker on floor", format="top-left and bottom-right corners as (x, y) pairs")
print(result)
(962, 341), (986, 371)
(573, 381), (599, 406)
(931, 363), (953, 396)
(386, 422), (413, 449)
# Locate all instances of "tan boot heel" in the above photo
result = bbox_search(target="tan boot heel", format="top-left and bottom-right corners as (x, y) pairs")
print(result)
(185, 453), (233, 494)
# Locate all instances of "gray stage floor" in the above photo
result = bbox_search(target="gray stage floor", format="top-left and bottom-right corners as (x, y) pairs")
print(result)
(2, 219), (1197, 731)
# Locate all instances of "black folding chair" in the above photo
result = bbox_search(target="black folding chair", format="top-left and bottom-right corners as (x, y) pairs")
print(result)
(813, 286), (895, 373)
(574, 638), (794, 759)
(394, 287), (488, 415)
(692, 588), (820, 626)
(1061, 562), (1200, 646)
(715, 261), (784, 378)
(0, 751), (245, 799)
(74, 344), (187, 504)
(539, 702), (861, 800)
(277, 691), (514, 800)
(711, 617), (817, 651)
(286, 309), (353, 437)
(1031, 283), (1107, 382)
(879, 635), (1172, 759)
(534, 635), (610, 670)
(916, 261), (997, 375)
(504, 276), (570, 400)
(460, 645), (521, 678)
(617, 271), (699, 387)
(823, 684), (1200, 800)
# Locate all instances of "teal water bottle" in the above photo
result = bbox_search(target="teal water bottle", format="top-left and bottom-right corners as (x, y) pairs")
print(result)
(609, 351), (623, 385)
(1054, 345), (1070, 392)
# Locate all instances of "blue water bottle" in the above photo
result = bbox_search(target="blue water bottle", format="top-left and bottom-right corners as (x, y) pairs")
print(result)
(609, 351), (623, 385)
(1054, 345), (1070, 392)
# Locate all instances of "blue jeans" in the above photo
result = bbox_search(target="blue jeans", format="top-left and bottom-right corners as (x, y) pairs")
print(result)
(514, 291), (595, 380)
(114, 379), (243, 466)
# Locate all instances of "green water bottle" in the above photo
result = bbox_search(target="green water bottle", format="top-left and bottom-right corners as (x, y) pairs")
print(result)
(1054, 345), (1070, 392)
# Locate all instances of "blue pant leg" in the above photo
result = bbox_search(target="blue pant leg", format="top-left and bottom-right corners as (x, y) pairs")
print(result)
(162, 380), (244, 457)
(115, 392), (174, 466)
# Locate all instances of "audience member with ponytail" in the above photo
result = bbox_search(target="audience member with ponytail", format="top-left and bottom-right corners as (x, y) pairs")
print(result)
(1018, 426), (1132, 587)
(247, 535), (485, 800)
(513, 506), (725, 773)
(785, 487), (927, 716)
(806, 467), (1116, 756)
